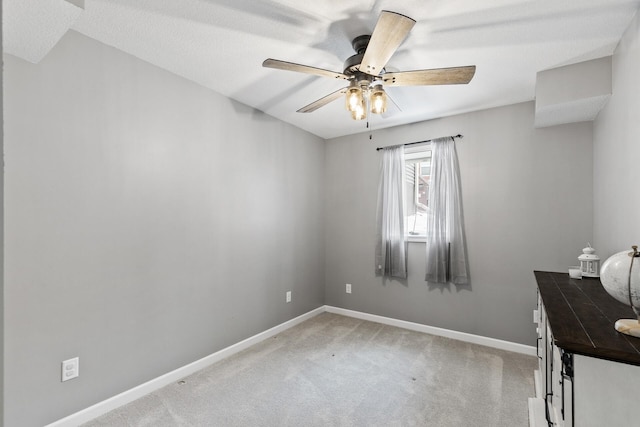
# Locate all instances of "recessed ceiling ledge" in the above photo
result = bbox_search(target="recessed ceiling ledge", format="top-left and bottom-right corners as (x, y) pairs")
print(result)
(535, 56), (612, 128)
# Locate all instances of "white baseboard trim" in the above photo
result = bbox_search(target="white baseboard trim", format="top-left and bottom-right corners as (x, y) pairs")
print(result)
(528, 397), (547, 427)
(325, 306), (537, 356)
(48, 304), (534, 426)
(534, 369), (542, 398)
(46, 306), (325, 427)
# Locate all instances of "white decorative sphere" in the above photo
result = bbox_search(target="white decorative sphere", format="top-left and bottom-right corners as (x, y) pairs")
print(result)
(600, 248), (640, 310)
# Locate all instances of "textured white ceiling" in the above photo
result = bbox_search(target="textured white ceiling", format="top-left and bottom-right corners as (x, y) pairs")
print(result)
(4, 0), (640, 139)
(3, 0), (83, 63)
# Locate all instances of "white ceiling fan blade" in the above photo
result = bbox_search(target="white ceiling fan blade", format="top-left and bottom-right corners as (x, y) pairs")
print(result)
(381, 90), (402, 118)
(297, 87), (348, 113)
(263, 59), (348, 80)
(382, 66), (476, 86)
(359, 10), (416, 77)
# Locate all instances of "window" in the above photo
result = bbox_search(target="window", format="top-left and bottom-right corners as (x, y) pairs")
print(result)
(404, 145), (431, 240)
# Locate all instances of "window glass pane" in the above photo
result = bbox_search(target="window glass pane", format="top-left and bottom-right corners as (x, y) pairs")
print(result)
(404, 146), (431, 238)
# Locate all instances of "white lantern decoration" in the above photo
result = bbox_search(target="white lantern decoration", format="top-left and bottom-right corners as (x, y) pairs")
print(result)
(600, 245), (640, 337)
(578, 244), (600, 277)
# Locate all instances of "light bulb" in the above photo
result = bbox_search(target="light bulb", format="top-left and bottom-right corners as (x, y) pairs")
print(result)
(351, 98), (367, 120)
(345, 85), (363, 113)
(370, 85), (387, 114)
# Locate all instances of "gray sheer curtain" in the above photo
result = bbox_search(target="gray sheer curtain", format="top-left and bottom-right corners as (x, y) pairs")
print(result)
(425, 137), (469, 285)
(375, 145), (407, 279)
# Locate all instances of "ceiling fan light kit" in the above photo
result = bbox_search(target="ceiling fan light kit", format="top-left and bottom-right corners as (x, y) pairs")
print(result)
(263, 10), (476, 121)
(344, 77), (385, 120)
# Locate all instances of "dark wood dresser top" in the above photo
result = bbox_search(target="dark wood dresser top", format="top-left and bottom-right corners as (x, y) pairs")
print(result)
(534, 270), (640, 366)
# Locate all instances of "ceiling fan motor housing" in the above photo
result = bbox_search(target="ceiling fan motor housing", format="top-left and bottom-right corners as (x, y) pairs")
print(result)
(352, 35), (371, 54)
(343, 54), (364, 75)
(344, 35), (372, 76)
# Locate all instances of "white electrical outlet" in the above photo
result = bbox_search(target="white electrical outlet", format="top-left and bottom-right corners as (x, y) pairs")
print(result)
(286, 291), (291, 303)
(346, 283), (352, 294)
(62, 357), (79, 382)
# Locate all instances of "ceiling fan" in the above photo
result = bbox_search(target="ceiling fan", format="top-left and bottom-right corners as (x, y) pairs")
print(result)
(263, 10), (476, 120)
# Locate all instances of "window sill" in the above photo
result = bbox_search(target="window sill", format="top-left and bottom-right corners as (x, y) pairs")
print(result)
(406, 235), (427, 243)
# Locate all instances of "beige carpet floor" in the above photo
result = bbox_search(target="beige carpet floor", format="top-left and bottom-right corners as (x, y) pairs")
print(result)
(83, 312), (536, 426)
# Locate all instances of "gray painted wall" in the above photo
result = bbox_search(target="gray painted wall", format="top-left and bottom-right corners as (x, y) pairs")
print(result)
(593, 11), (640, 258)
(1, 3), (5, 424)
(3, 31), (325, 426)
(324, 102), (593, 346)
(7, 10), (640, 426)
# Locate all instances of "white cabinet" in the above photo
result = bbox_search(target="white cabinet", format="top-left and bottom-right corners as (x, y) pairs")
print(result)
(531, 296), (573, 427)
(530, 271), (640, 427)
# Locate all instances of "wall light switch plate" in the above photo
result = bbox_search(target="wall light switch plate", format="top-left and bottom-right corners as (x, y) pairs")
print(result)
(62, 357), (79, 382)
(346, 283), (352, 294)
(286, 291), (291, 303)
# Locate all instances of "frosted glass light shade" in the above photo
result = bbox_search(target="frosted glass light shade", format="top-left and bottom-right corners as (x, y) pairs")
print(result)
(351, 101), (366, 120)
(345, 86), (363, 112)
(370, 85), (387, 114)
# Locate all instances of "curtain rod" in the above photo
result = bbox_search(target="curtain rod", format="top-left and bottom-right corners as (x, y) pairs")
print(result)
(375, 134), (463, 151)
